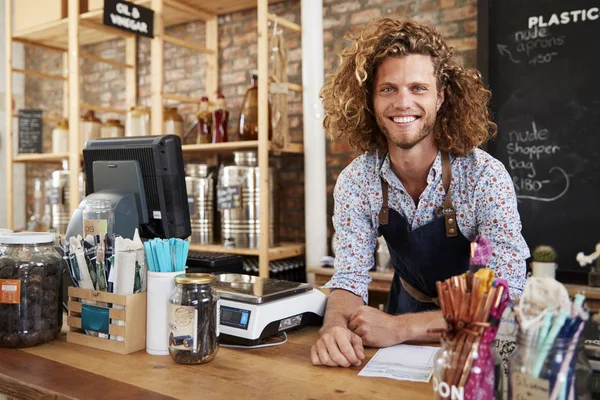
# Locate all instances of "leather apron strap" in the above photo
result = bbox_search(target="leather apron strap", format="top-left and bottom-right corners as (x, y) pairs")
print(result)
(378, 152), (457, 305)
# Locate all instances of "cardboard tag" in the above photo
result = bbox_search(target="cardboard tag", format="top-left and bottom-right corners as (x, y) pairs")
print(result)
(83, 218), (108, 237)
(510, 372), (549, 400)
(0, 280), (21, 304)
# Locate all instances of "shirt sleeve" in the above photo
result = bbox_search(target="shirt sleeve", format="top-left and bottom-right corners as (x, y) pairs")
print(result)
(324, 164), (378, 304)
(474, 160), (530, 298)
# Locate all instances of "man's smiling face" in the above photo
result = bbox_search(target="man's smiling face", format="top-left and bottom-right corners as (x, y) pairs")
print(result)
(373, 54), (444, 151)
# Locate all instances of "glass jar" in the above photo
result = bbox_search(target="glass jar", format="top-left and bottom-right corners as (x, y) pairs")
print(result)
(432, 337), (500, 400)
(196, 97), (212, 144)
(80, 110), (101, 150)
(52, 119), (69, 154)
(168, 273), (219, 364)
(212, 94), (229, 143)
(238, 73), (272, 141)
(100, 119), (124, 138)
(508, 330), (592, 400)
(0, 232), (63, 348)
(83, 198), (114, 239)
(125, 106), (151, 137)
(163, 107), (184, 140)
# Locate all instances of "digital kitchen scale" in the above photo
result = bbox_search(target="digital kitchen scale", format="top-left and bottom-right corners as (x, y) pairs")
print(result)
(215, 274), (327, 346)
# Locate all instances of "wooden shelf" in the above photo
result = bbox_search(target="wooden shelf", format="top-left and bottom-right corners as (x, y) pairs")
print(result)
(182, 141), (303, 154)
(12, 153), (69, 163)
(189, 242), (304, 261)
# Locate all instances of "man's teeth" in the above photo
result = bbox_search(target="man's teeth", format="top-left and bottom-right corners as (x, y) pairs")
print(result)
(392, 116), (417, 123)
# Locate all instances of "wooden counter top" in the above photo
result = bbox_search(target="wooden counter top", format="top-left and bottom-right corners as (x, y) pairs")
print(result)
(0, 327), (433, 400)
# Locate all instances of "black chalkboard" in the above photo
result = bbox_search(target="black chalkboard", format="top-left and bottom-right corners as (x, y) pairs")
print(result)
(18, 109), (43, 153)
(217, 186), (241, 210)
(103, 0), (154, 38)
(480, 0), (600, 278)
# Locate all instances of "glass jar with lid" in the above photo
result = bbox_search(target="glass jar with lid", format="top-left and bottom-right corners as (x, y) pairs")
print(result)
(163, 107), (184, 140)
(125, 106), (151, 137)
(100, 119), (124, 138)
(0, 232), (63, 348)
(168, 273), (219, 364)
(83, 198), (114, 239)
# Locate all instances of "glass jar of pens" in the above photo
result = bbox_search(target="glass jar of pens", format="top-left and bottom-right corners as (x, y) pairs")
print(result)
(168, 273), (219, 364)
(431, 267), (510, 400)
(508, 278), (592, 400)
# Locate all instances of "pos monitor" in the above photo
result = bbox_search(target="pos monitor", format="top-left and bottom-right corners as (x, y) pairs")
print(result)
(67, 135), (191, 240)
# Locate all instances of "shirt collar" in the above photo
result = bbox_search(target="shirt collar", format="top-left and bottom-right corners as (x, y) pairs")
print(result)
(378, 150), (445, 186)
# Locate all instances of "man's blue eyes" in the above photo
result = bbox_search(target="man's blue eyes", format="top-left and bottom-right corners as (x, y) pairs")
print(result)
(380, 87), (426, 92)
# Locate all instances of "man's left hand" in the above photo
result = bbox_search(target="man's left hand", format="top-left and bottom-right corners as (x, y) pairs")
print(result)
(348, 306), (403, 347)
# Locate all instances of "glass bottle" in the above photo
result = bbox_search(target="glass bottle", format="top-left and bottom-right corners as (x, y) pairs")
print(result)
(168, 273), (219, 364)
(432, 337), (499, 399)
(212, 94), (228, 143)
(238, 73), (272, 141)
(83, 198), (114, 239)
(197, 97), (212, 144)
(508, 329), (592, 400)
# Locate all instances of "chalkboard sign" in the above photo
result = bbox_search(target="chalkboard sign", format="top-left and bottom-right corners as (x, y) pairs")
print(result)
(480, 0), (600, 277)
(18, 109), (43, 153)
(103, 0), (154, 38)
(217, 186), (241, 210)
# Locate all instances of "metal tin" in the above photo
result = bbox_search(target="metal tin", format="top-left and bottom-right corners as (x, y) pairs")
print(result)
(218, 151), (279, 249)
(185, 164), (214, 245)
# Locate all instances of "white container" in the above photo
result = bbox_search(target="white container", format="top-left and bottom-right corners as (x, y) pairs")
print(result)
(530, 261), (557, 279)
(80, 110), (101, 150)
(126, 106), (151, 137)
(100, 119), (124, 138)
(52, 119), (69, 154)
(146, 271), (179, 355)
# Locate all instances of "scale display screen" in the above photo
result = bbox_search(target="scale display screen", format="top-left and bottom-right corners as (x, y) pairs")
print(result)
(220, 305), (251, 330)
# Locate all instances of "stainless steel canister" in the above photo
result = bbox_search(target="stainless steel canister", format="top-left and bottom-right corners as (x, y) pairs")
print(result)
(48, 168), (70, 235)
(218, 151), (279, 248)
(185, 164), (214, 244)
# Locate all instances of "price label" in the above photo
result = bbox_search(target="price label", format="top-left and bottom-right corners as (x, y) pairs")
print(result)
(0, 280), (21, 304)
(511, 372), (549, 400)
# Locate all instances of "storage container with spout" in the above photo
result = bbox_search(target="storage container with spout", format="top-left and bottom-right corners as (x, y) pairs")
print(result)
(100, 119), (124, 138)
(126, 106), (151, 137)
(186, 164), (214, 245)
(52, 119), (69, 154)
(80, 110), (101, 150)
(0, 232), (63, 348)
(163, 107), (184, 140)
(217, 151), (279, 249)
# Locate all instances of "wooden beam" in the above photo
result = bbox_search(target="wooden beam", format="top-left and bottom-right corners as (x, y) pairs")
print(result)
(162, 93), (203, 104)
(79, 19), (135, 39)
(151, 0), (164, 136)
(62, 53), (69, 118)
(258, 0), (270, 278)
(267, 13), (301, 33)
(5, 0), (13, 229)
(12, 68), (66, 81)
(162, 0), (215, 21)
(125, 37), (137, 108)
(81, 103), (127, 115)
(68, 0), (81, 217)
(80, 52), (134, 69)
(11, 37), (66, 53)
(205, 17), (218, 100)
(162, 34), (214, 54)
(12, 113), (65, 124)
(287, 82), (302, 92)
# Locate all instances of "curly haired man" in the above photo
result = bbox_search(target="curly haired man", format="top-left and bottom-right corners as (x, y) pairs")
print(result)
(311, 17), (529, 368)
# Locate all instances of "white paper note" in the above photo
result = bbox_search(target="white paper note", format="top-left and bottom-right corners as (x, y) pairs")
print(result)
(358, 344), (438, 382)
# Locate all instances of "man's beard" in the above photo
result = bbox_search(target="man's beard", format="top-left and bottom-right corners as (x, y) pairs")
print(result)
(375, 112), (436, 150)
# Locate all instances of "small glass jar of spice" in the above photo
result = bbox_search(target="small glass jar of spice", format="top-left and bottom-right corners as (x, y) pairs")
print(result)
(168, 273), (219, 364)
(0, 232), (63, 348)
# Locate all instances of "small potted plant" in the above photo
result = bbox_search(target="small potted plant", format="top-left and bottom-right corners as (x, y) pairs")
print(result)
(530, 245), (558, 279)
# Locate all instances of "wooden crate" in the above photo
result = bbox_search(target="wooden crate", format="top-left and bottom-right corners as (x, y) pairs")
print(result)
(67, 287), (146, 355)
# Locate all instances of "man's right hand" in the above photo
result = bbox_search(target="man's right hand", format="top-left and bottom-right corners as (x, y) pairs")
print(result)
(310, 325), (365, 367)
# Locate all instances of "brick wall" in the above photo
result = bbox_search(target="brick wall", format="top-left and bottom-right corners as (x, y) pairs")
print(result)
(23, 0), (478, 249)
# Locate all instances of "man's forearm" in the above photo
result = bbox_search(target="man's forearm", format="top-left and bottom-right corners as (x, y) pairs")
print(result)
(323, 289), (365, 329)
(398, 310), (446, 342)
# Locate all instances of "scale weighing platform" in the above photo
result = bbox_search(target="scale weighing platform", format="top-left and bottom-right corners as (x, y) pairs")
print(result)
(215, 274), (327, 346)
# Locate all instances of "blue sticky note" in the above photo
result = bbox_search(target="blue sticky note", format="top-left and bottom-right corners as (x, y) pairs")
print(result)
(81, 304), (110, 334)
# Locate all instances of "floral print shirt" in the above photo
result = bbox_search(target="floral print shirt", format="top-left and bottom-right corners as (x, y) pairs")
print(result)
(326, 149), (529, 304)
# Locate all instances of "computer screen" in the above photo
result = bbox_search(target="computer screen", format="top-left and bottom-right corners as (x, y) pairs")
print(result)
(82, 135), (191, 240)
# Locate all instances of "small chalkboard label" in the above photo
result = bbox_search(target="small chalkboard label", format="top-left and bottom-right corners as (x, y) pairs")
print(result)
(103, 0), (154, 38)
(47, 188), (60, 205)
(217, 186), (242, 210)
(18, 109), (43, 154)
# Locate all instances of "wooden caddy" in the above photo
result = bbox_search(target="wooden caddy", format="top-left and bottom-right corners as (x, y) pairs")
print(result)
(67, 287), (147, 355)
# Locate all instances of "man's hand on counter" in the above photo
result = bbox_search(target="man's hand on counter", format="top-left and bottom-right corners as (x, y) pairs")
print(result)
(310, 325), (365, 367)
(348, 306), (404, 347)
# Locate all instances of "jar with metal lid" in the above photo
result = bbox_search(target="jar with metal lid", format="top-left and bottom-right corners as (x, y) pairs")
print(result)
(168, 273), (219, 364)
(125, 106), (151, 137)
(80, 110), (101, 150)
(0, 232), (63, 348)
(100, 119), (124, 138)
(163, 107), (184, 140)
(52, 119), (69, 154)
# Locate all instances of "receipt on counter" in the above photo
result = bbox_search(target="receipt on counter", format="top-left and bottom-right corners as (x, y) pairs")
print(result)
(358, 344), (438, 382)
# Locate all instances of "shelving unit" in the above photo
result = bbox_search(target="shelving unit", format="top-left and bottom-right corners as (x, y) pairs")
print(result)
(4, 0), (305, 278)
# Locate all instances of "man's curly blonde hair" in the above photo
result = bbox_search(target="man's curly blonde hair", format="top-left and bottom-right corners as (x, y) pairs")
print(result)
(321, 17), (497, 157)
